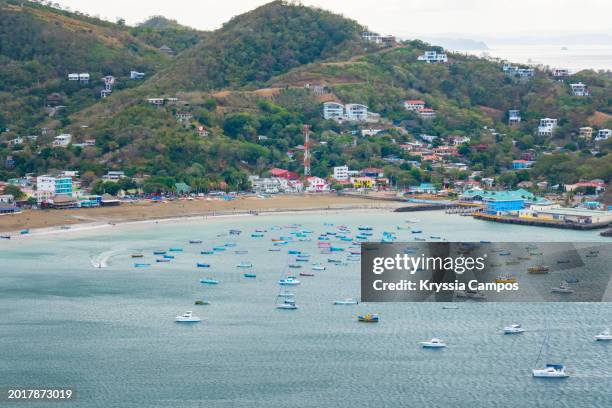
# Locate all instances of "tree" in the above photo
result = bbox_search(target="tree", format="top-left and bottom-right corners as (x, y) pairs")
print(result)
(2, 185), (25, 200)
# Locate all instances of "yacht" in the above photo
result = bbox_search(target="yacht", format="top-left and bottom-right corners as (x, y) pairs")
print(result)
(175, 311), (201, 323)
(594, 329), (612, 341)
(279, 277), (301, 285)
(420, 338), (447, 348)
(551, 282), (574, 294)
(503, 324), (525, 334)
(532, 364), (569, 378)
(333, 298), (359, 305)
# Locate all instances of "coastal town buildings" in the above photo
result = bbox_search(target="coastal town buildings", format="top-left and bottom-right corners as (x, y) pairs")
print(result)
(403, 100), (426, 111)
(333, 166), (349, 181)
(552, 68), (570, 78)
(322, 102), (377, 122)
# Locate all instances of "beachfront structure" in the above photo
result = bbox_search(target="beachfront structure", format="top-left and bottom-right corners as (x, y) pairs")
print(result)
(579, 127), (593, 141)
(508, 110), (521, 126)
(269, 168), (300, 180)
(36, 175), (73, 195)
(418, 51), (447, 64)
(595, 129), (611, 141)
(352, 177), (374, 189)
(484, 192), (528, 214)
(130, 70), (145, 80)
(333, 166), (349, 181)
(404, 100), (426, 111)
(249, 176), (303, 194)
(409, 183), (438, 194)
(570, 82), (589, 96)
(361, 31), (396, 44)
(305, 177), (330, 193)
(0, 194), (17, 214)
(52, 134), (72, 147)
(522, 206), (612, 225)
(538, 118), (557, 137)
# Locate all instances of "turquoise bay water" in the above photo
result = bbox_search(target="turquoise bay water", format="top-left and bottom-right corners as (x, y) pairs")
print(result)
(1, 210), (611, 407)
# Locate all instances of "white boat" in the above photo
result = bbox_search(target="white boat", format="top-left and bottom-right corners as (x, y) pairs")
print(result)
(312, 264), (326, 271)
(333, 298), (359, 305)
(276, 298), (298, 310)
(236, 262), (253, 268)
(420, 338), (447, 348)
(279, 277), (300, 286)
(594, 329), (612, 341)
(441, 305), (459, 310)
(551, 282), (574, 294)
(532, 364), (569, 378)
(175, 311), (201, 323)
(503, 324), (525, 334)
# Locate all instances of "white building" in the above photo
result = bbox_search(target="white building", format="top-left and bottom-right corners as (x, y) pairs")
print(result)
(333, 166), (349, 181)
(345, 104), (369, 121)
(323, 102), (370, 122)
(322, 102), (344, 120)
(508, 110), (521, 126)
(361, 31), (395, 44)
(595, 129), (611, 141)
(306, 177), (330, 193)
(52, 134), (72, 147)
(418, 51), (447, 63)
(147, 98), (165, 106)
(403, 100), (426, 111)
(448, 135), (471, 146)
(538, 118), (557, 137)
(570, 82), (588, 96)
(417, 108), (436, 119)
(102, 171), (125, 181)
(130, 70), (145, 80)
(68, 73), (79, 81)
(552, 68), (570, 78)
(579, 127), (593, 140)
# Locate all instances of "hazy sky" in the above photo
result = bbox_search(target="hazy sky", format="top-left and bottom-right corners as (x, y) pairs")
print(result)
(53, 0), (612, 39)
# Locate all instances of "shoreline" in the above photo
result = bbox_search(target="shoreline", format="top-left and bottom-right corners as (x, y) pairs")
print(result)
(0, 194), (406, 237)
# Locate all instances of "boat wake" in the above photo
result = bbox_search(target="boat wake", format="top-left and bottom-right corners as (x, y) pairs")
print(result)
(90, 249), (122, 268)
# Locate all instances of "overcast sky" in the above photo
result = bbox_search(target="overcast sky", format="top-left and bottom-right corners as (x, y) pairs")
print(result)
(53, 0), (612, 39)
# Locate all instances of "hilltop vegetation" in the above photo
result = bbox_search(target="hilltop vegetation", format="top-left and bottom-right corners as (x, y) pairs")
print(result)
(0, 0), (610, 192)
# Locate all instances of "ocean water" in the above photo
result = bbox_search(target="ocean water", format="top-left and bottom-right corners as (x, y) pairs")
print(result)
(1, 210), (611, 408)
(460, 44), (612, 71)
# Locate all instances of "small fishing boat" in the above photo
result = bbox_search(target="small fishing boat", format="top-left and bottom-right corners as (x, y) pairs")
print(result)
(329, 247), (344, 252)
(594, 329), (612, 341)
(279, 277), (300, 285)
(528, 265), (549, 274)
(201, 250), (214, 255)
(328, 259), (342, 264)
(153, 250), (166, 255)
(243, 273), (257, 278)
(405, 218), (420, 223)
(442, 305), (459, 310)
(224, 242), (237, 247)
(503, 324), (525, 334)
(585, 253), (598, 258)
(551, 282), (574, 294)
(235, 250), (248, 254)
(288, 264), (302, 269)
(420, 338), (446, 348)
(20, 229), (29, 235)
(456, 290), (486, 300)
(197, 263), (211, 268)
(273, 241), (288, 246)
(430, 236), (441, 239)
(333, 298), (358, 305)
(163, 254), (175, 259)
(312, 264), (326, 271)
(565, 277), (579, 284)
(589, 250), (600, 254)
(340, 237), (353, 242)
(495, 274), (517, 284)
(357, 313), (379, 323)
(251, 233), (264, 238)
(295, 258), (308, 262)
(194, 300), (211, 305)
(557, 259), (570, 264)
(518, 256), (531, 260)
(134, 263), (151, 268)
(229, 229), (242, 235)
(276, 298), (298, 310)
(131, 254), (144, 258)
(299, 272), (315, 277)
(156, 259), (170, 263)
(358, 226), (373, 231)
(268, 248), (281, 252)
(532, 364), (568, 378)
(200, 278), (219, 285)
(169, 248), (183, 252)
(236, 262), (253, 268)
(288, 250), (301, 255)
(411, 230), (423, 234)
(175, 311), (201, 323)
(189, 240), (202, 244)
(499, 251), (511, 256)
(212, 246), (226, 251)
(0, 235), (11, 239)
(414, 237), (426, 241)
(505, 260), (520, 265)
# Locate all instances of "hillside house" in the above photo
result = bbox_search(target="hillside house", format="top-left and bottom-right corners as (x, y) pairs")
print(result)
(323, 102), (374, 122)
(512, 160), (533, 169)
(595, 129), (611, 141)
(361, 167), (384, 178)
(570, 82), (589, 96)
(333, 166), (350, 181)
(176, 112), (192, 122)
(322, 102), (344, 120)
(552, 68), (570, 78)
(417, 108), (436, 119)
(345, 104), (369, 121)
(418, 50), (447, 63)
(403, 100), (426, 111)
(102, 171), (125, 181)
(448, 135), (470, 146)
(508, 110), (521, 126)
(269, 168), (299, 180)
(52, 134), (72, 147)
(68, 73), (90, 82)
(100, 89), (112, 98)
(362, 31), (396, 44)
(159, 45), (175, 56)
(579, 127), (593, 140)
(538, 118), (557, 137)
(147, 98), (165, 106)
(130, 71), (145, 80)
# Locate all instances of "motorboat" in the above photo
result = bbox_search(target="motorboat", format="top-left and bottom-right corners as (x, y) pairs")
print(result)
(200, 278), (219, 285)
(229, 229), (242, 235)
(131, 254), (144, 258)
(279, 277), (300, 285)
(153, 250), (166, 255)
(420, 338), (447, 348)
(357, 313), (379, 323)
(224, 242), (237, 247)
(276, 298), (298, 310)
(333, 298), (359, 305)
(169, 248), (183, 252)
(532, 364), (569, 378)
(134, 263), (150, 268)
(197, 263), (211, 268)
(175, 311), (201, 323)
(594, 329), (612, 341)
(243, 273), (257, 278)
(288, 264), (302, 269)
(312, 264), (326, 271)
(212, 247), (226, 251)
(441, 305), (459, 310)
(189, 240), (202, 244)
(194, 300), (211, 305)
(163, 254), (174, 259)
(201, 250), (214, 255)
(503, 324), (525, 334)
(411, 230), (423, 234)
(251, 233), (264, 238)
(358, 226), (373, 231)
(156, 259), (170, 263)
(551, 282), (574, 294)
(236, 262), (253, 268)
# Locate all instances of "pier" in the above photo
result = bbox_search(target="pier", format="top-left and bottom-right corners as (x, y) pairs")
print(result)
(473, 212), (610, 230)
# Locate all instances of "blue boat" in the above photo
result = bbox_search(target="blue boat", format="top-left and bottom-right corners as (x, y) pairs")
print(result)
(156, 259), (170, 263)
(273, 241), (288, 246)
(201, 250), (214, 255)
(330, 247), (344, 252)
(251, 233), (264, 238)
(213, 247), (226, 251)
(20, 229), (29, 235)
(358, 226), (373, 231)
(318, 236), (330, 241)
(229, 229), (242, 235)
(197, 263), (211, 268)
(134, 263), (150, 268)
(243, 273), (257, 278)
(200, 278), (219, 285)
(169, 248), (183, 252)
(153, 250), (166, 255)
(411, 230), (423, 234)
(361, 232), (373, 236)
(225, 242), (237, 247)
(163, 254), (175, 259)
(341, 237), (353, 242)
(288, 250), (301, 255)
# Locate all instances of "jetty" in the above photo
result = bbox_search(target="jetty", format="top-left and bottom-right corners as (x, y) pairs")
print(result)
(473, 212), (610, 230)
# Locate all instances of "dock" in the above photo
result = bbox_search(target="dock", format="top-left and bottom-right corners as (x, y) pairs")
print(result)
(473, 212), (610, 230)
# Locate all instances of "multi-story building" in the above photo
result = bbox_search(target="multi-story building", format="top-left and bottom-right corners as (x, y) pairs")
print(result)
(333, 166), (349, 181)
(36, 175), (73, 203)
(322, 102), (369, 122)
(52, 134), (72, 147)
(344, 104), (369, 121)
(418, 51), (447, 63)
(538, 118), (557, 137)
(508, 110), (521, 126)
(595, 129), (611, 141)
(130, 71), (145, 80)
(403, 100), (426, 111)
(552, 68), (570, 78)
(361, 31), (395, 44)
(570, 82), (589, 96)
(322, 102), (345, 120)
(579, 127), (593, 140)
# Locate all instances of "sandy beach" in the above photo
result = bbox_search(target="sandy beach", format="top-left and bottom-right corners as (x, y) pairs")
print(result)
(0, 194), (406, 234)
